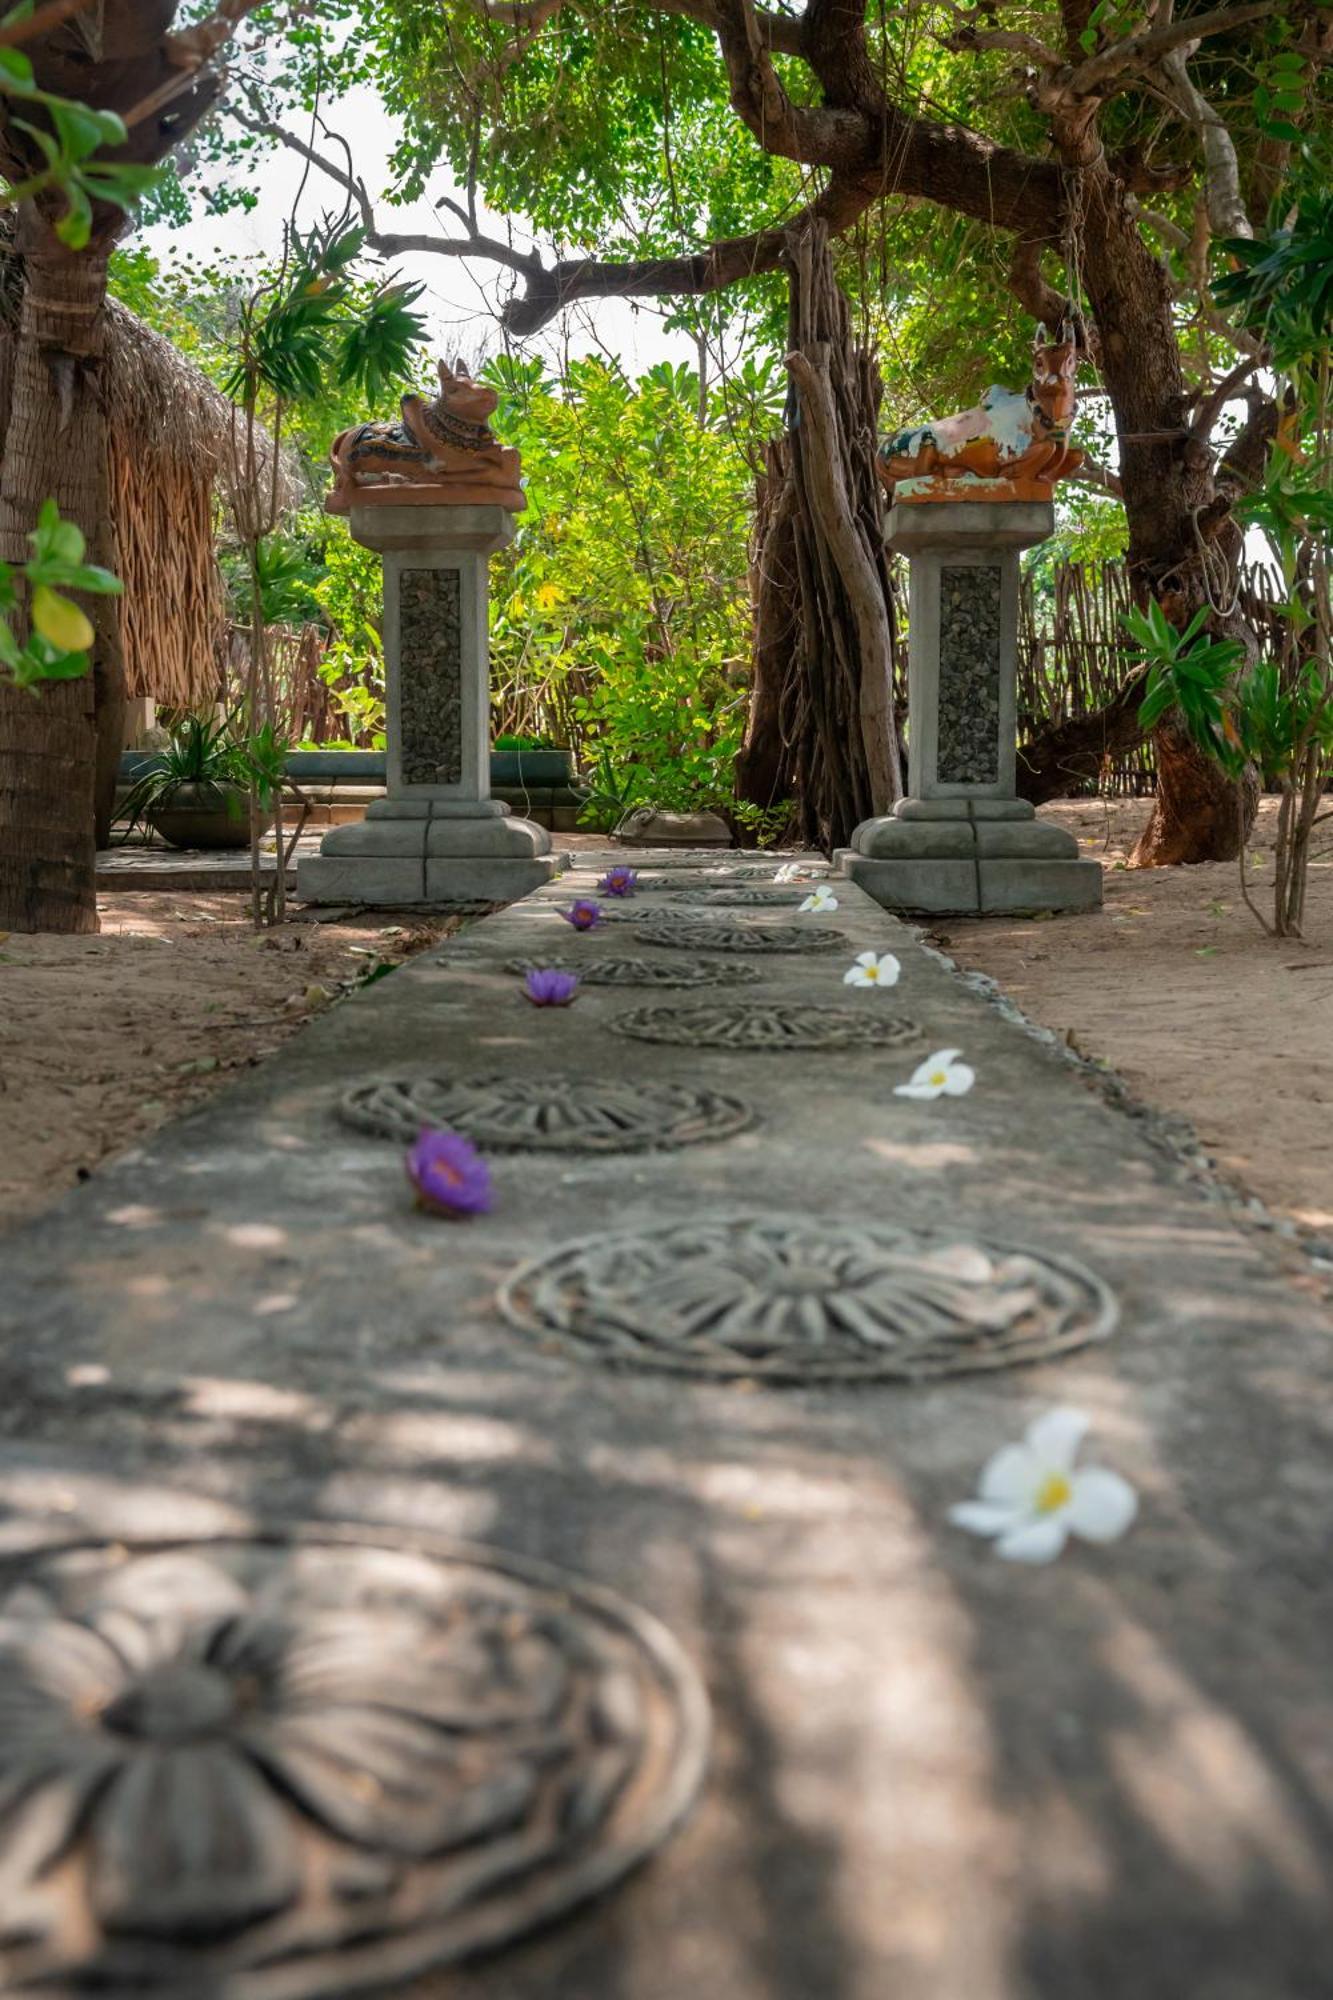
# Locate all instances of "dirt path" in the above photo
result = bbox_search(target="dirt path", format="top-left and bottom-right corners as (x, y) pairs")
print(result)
(938, 797), (1333, 1234)
(0, 897), (465, 1234)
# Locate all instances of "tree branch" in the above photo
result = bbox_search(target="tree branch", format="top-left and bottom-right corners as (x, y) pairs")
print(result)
(476, 0), (808, 57)
(503, 171), (877, 334)
(937, 6), (1063, 71)
(1067, 0), (1281, 95)
(1189, 353), (1262, 448)
(227, 100), (549, 281)
(709, 0), (866, 164)
(1157, 44), (1252, 238)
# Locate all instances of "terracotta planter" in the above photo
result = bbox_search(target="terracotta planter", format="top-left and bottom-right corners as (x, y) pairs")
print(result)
(148, 781), (251, 851)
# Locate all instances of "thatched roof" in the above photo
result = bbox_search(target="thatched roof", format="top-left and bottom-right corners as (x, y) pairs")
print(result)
(100, 300), (297, 707)
(0, 265), (298, 708)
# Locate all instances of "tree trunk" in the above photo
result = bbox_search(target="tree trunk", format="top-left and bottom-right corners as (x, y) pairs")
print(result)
(1129, 719), (1258, 866)
(1069, 159), (1260, 865)
(737, 220), (901, 852)
(736, 449), (798, 810)
(0, 220), (113, 933)
(1016, 666), (1148, 803)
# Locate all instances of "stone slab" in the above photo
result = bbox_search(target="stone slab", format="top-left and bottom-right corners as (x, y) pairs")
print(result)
(840, 854), (980, 913)
(974, 820), (1081, 860)
(295, 854), (430, 904)
(316, 819), (430, 859)
(857, 819), (977, 860)
(424, 855), (564, 902)
(366, 797), (512, 821)
(1, 851), (1329, 1999)
(893, 797), (1035, 823)
(978, 856), (1104, 913)
(426, 817), (552, 858)
(886, 497), (1055, 553)
(348, 502), (516, 555)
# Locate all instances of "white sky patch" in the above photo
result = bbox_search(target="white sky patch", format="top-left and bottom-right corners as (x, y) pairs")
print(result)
(142, 83), (696, 376)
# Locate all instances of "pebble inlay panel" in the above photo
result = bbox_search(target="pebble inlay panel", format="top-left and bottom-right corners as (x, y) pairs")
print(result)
(501, 1216), (1119, 1383)
(0, 1528), (708, 1996)
(608, 1002), (922, 1051)
(634, 918), (846, 955)
(505, 955), (763, 988)
(340, 1071), (755, 1153)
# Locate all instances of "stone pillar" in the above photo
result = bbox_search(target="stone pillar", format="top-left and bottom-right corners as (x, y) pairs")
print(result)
(837, 499), (1101, 915)
(298, 504), (566, 906)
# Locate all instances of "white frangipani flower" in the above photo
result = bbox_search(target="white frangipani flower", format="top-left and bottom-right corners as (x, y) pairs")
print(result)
(799, 886), (839, 912)
(773, 862), (802, 883)
(894, 1047), (974, 1098)
(949, 1407), (1138, 1564)
(843, 950), (901, 989)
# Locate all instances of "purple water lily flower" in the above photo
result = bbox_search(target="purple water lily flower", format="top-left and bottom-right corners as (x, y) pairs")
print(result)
(559, 898), (603, 931)
(597, 866), (639, 898)
(406, 1128), (493, 1219)
(524, 967), (580, 1007)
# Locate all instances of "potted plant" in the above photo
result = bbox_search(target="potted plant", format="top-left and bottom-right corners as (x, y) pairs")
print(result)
(117, 715), (253, 850)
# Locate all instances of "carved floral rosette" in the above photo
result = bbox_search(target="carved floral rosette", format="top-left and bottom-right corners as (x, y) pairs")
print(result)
(0, 1529), (709, 1997)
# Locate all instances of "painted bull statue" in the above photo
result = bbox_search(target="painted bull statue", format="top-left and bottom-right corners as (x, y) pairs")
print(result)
(878, 324), (1083, 503)
(327, 358), (525, 514)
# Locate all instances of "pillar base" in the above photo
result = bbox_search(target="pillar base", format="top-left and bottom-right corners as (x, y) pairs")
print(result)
(838, 798), (1102, 916)
(297, 802), (567, 907)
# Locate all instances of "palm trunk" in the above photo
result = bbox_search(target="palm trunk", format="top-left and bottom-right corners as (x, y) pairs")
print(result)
(0, 222), (112, 933)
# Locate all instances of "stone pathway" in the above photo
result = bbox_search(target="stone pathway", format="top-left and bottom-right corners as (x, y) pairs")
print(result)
(96, 833), (324, 892)
(2, 852), (1331, 1999)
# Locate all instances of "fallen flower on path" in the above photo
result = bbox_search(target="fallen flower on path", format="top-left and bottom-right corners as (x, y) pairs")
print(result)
(799, 886), (839, 913)
(406, 1129), (494, 1219)
(523, 967), (580, 1007)
(894, 1048), (974, 1098)
(774, 863), (803, 883)
(843, 950), (901, 989)
(559, 899), (603, 931)
(597, 866), (639, 897)
(949, 1407), (1138, 1563)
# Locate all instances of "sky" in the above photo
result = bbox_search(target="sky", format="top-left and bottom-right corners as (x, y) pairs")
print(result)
(140, 82), (694, 382)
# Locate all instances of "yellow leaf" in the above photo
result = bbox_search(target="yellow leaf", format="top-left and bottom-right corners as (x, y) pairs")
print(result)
(31, 586), (92, 652)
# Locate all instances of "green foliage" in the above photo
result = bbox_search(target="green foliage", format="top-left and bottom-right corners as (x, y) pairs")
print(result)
(1123, 601), (1246, 765)
(225, 222), (426, 416)
(0, 32), (159, 247)
(309, 524), (386, 747)
(485, 353), (755, 810)
(0, 499), (121, 691)
(116, 715), (253, 833)
(1215, 176), (1333, 363)
(221, 529), (329, 628)
(117, 713), (298, 833)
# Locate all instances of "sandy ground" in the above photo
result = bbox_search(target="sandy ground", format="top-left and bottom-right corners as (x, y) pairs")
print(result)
(0, 898), (465, 1235)
(939, 796), (1333, 1234)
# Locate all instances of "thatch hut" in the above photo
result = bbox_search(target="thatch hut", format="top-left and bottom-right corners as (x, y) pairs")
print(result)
(0, 276), (294, 713)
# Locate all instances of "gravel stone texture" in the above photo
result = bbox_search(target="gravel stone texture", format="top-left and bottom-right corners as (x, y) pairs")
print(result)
(937, 563), (1002, 785)
(399, 567), (463, 785)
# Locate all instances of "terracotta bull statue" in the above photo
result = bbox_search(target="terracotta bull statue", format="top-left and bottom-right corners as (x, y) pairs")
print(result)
(327, 358), (525, 515)
(878, 324), (1083, 503)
